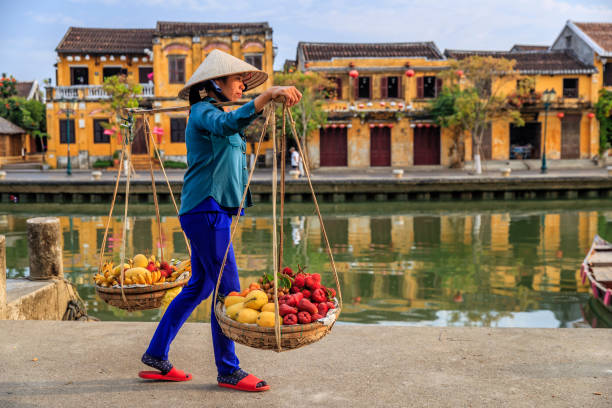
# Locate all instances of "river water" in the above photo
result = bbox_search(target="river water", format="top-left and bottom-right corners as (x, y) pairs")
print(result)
(3, 200), (612, 328)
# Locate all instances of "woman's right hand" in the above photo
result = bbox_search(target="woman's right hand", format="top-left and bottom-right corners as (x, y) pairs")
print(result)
(255, 86), (302, 112)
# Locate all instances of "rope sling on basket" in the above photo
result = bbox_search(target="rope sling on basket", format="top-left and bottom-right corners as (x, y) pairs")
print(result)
(94, 110), (192, 312)
(212, 102), (343, 352)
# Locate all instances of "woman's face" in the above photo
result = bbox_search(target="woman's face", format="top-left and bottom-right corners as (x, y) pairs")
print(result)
(217, 74), (246, 101)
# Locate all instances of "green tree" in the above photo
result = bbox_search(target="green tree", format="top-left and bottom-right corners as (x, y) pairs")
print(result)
(0, 73), (17, 98)
(594, 89), (612, 154)
(273, 71), (335, 165)
(100, 74), (142, 143)
(433, 57), (531, 173)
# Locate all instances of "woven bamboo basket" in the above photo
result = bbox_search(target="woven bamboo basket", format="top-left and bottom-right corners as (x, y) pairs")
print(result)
(214, 301), (340, 351)
(95, 277), (189, 312)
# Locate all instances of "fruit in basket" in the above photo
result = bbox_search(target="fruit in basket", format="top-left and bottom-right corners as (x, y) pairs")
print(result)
(235, 308), (259, 324)
(226, 302), (245, 319)
(298, 298), (317, 315)
(224, 295), (246, 308)
(297, 311), (312, 324)
(112, 263), (130, 277)
(133, 254), (149, 268)
(283, 314), (298, 325)
(256, 311), (279, 327)
(317, 302), (329, 316)
(244, 290), (267, 310)
(311, 288), (326, 303)
(278, 304), (297, 316)
(261, 303), (276, 313)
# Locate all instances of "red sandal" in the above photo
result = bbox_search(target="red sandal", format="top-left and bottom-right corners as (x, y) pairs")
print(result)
(138, 367), (192, 382)
(218, 372), (270, 392)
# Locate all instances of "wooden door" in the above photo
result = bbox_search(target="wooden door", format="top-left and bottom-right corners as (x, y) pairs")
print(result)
(413, 127), (440, 165)
(370, 127), (391, 166)
(561, 114), (581, 159)
(320, 127), (347, 166)
(131, 118), (148, 155)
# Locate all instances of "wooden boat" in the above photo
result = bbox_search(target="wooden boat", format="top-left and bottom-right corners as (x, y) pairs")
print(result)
(581, 235), (612, 313)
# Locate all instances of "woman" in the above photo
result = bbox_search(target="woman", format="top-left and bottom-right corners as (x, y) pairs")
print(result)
(138, 50), (301, 392)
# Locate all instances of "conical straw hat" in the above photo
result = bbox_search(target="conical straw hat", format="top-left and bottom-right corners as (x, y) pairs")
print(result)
(178, 49), (268, 99)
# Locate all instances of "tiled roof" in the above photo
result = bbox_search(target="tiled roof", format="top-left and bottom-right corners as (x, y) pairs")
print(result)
(444, 49), (596, 74)
(15, 82), (33, 99)
(510, 44), (549, 52)
(298, 42), (444, 61)
(574, 22), (612, 53)
(56, 27), (155, 54)
(156, 21), (270, 36)
(0, 117), (26, 135)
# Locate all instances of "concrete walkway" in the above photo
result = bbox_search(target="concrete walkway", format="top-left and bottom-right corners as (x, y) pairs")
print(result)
(0, 321), (610, 408)
(0, 166), (610, 183)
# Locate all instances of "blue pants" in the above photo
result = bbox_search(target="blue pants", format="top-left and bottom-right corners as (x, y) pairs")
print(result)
(146, 211), (241, 375)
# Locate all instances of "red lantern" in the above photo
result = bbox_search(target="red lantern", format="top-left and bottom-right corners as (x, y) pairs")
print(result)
(380, 101), (386, 107)
(377, 123), (384, 128)
(588, 112), (595, 119)
(349, 70), (359, 78)
(456, 70), (464, 78)
(358, 103), (365, 109)
(405, 69), (415, 77)
(388, 124), (394, 128)
(339, 124), (346, 129)
(304, 62), (310, 68)
(425, 123), (431, 128)
(331, 124), (338, 129)
(398, 103), (404, 109)
(369, 124), (375, 128)
(557, 112), (565, 119)
(417, 123), (423, 128)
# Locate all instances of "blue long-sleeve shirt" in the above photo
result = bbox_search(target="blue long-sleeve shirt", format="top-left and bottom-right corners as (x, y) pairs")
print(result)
(179, 96), (260, 215)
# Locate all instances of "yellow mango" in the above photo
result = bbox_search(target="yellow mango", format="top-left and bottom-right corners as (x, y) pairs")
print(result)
(261, 303), (276, 313)
(256, 311), (279, 327)
(226, 302), (245, 319)
(133, 254), (148, 268)
(235, 308), (259, 324)
(224, 296), (246, 308)
(112, 264), (130, 277)
(243, 290), (267, 311)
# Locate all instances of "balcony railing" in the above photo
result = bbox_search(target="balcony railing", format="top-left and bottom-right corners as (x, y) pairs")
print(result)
(47, 84), (155, 101)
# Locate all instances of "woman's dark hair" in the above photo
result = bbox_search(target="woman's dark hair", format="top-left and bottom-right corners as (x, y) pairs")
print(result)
(189, 77), (235, 105)
(189, 81), (208, 106)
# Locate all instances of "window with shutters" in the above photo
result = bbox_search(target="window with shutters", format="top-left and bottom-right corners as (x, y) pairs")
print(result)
(168, 55), (186, 83)
(603, 63), (612, 87)
(386, 76), (399, 98)
(423, 76), (437, 98)
(139, 67), (153, 84)
(170, 118), (187, 143)
(563, 78), (578, 98)
(102, 67), (128, 80)
(59, 119), (76, 144)
(70, 67), (89, 85)
(357, 76), (371, 99)
(245, 54), (263, 70)
(93, 119), (110, 143)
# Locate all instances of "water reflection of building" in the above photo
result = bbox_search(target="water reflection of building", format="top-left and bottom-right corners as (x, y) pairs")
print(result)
(2, 209), (598, 325)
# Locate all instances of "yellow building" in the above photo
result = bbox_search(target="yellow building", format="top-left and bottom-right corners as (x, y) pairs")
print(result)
(296, 26), (607, 168)
(44, 22), (275, 169)
(444, 48), (599, 162)
(296, 41), (451, 168)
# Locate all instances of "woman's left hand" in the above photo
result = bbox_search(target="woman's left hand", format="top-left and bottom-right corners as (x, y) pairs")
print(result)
(255, 86), (302, 111)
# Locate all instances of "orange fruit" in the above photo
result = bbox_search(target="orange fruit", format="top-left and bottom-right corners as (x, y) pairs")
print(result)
(240, 288), (251, 297)
(249, 282), (261, 290)
(228, 291), (241, 297)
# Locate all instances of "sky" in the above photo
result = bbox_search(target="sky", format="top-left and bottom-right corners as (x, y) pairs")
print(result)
(2, 0), (612, 86)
